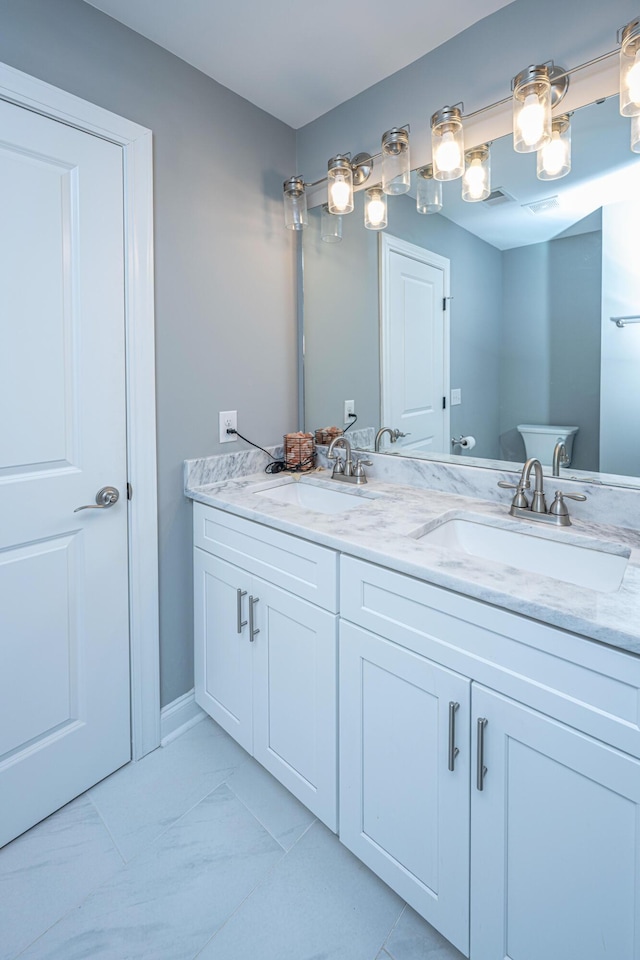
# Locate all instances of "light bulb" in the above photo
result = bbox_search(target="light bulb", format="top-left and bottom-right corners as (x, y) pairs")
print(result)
(628, 50), (640, 106)
(330, 179), (351, 212)
(540, 131), (565, 176)
(465, 159), (485, 200)
(519, 93), (546, 147)
(436, 131), (462, 173)
(367, 198), (385, 225)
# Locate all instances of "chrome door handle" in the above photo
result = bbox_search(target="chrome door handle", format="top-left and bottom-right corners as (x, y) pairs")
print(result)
(236, 588), (247, 634)
(248, 596), (260, 642)
(476, 717), (488, 791)
(74, 486), (120, 512)
(448, 701), (460, 771)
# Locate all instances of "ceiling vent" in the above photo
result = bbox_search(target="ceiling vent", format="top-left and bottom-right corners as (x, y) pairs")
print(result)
(482, 187), (516, 206)
(523, 195), (560, 215)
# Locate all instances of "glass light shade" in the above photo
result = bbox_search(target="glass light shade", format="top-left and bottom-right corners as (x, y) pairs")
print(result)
(632, 114), (640, 152)
(327, 155), (354, 214)
(462, 146), (491, 202)
(416, 165), (443, 214)
(381, 128), (410, 195)
(431, 107), (465, 181)
(320, 203), (342, 243)
(283, 176), (308, 231)
(537, 115), (571, 180)
(364, 187), (387, 231)
(620, 20), (640, 116)
(513, 66), (552, 153)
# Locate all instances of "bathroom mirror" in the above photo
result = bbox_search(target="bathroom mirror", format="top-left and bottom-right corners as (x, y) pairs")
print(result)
(302, 95), (640, 486)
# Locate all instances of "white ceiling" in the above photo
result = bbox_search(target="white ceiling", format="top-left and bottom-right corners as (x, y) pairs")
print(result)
(82, 0), (515, 128)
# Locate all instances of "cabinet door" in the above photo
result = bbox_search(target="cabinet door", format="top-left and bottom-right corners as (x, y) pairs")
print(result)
(194, 548), (253, 752)
(252, 578), (338, 831)
(340, 622), (471, 955)
(471, 685), (640, 960)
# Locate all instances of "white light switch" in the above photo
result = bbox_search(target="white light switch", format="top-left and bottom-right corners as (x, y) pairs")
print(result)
(451, 388), (462, 406)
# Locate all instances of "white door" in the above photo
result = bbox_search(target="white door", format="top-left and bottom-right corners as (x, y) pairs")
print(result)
(0, 99), (131, 847)
(380, 235), (449, 454)
(471, 685), (640, 960)
(339, 622), (471, 955)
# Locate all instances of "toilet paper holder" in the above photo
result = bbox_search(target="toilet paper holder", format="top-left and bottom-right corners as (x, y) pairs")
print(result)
(451, 435), (476, 450)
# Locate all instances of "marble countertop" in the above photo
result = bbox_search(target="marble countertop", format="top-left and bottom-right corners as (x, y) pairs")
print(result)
(185, 470), (640, 656)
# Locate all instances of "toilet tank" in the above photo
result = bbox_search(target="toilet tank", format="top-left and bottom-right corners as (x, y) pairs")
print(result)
(517, 424), (579, 466)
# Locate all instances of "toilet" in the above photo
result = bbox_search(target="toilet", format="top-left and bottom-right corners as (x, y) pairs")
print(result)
(517, 424), (579, 466)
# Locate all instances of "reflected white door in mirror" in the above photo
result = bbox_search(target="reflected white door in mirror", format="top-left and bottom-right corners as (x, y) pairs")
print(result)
(380, 235), (450, 454)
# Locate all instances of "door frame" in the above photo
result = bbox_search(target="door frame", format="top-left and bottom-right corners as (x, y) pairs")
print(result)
(379, 233), (451, 449)
(0, 62), (160, 760)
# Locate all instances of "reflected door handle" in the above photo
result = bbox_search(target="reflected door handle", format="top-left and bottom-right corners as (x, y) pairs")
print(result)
(74, 486), (120, 512)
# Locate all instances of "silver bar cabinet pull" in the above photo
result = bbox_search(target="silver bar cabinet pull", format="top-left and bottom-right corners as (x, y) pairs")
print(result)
(248, 595), (260, 642)
(236, 588), (247, 634)
(448, 701), (460, 771)
(476, 718), (488, 791)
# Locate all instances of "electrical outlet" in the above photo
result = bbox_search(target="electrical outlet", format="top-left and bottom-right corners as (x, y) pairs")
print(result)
(451, 388), (462, 406)
(219, 410), (237, 443)
(344, 400), (355, 424)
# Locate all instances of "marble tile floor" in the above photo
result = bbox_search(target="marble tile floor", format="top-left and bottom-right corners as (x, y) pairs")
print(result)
(0, 717), (464, 960)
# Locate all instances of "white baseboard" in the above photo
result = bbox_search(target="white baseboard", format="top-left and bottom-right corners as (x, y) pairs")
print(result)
(160, 689), (206, 746)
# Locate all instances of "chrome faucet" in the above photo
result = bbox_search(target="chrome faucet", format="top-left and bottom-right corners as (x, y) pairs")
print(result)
(374, 426), (409, 452)
(498, 457), (586, 526)
(327, 435), (372, 484)
(552, 440), (569, 477)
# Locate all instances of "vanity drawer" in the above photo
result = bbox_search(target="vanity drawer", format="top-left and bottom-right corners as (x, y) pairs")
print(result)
(341, 555), (640, 758)
(193, 502), (338, 611)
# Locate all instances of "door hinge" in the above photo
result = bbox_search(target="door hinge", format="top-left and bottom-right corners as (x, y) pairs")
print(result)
(442, 396), (447, 410)
(127, 482), (133, 501)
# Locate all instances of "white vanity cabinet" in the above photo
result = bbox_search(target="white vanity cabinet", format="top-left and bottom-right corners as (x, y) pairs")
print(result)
(339, 555), (640, 960)
(193, 503), (338, 830)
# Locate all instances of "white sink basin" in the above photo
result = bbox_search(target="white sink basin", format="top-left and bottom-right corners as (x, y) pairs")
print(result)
(411, 515), (629, 593)
(253, 480), (375, 515)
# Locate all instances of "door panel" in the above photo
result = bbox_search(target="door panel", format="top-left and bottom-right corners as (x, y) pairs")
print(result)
(340, 622), (471, 955)
(382, 240), (448, 454)
(253, 579), (337, 830)
(194, 550), (253, 753)
(471, 685), (640, 960)
(0, 99), (130, 847)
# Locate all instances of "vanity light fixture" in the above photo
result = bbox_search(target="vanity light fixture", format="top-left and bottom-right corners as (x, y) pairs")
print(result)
(462, 145), (491, 201)
(431, 105), (465, 180)
(381, 127), (410, 195)
(320, 203), (342, 242)
(364, 186), (387, 230)
(512, 63), (569, 154)
(513, 65), (551, 152)
(283, 176), (308, 230)
(537, 114), (572, 180)
(619, 18), (640, 116)
(632, 113), (640, 152)
(416, 164), (443, 214)
(327, 155), (354, 214)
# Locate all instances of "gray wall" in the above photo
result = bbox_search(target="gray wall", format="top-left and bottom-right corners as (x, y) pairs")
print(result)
(500, 230), (602, 469)
(0, 0), (297, 707)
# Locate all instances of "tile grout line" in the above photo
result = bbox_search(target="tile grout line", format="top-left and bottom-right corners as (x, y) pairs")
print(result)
(379, 902), (408, 960)
(88, 795), (128, 865)
(223, 773), (317, 854)
(189, 818), (321, 960)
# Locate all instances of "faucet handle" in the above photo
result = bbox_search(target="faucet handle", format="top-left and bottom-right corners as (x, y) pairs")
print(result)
(497, 479), (529, 509)
(548, 490), (587, 523)
(353, 458), (372, 482)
